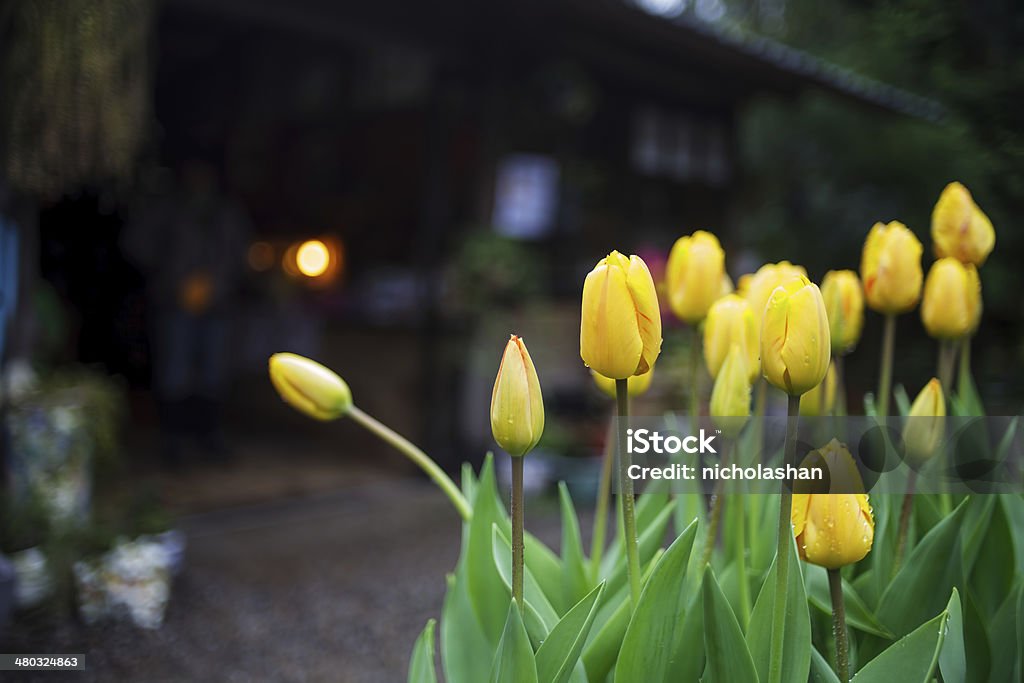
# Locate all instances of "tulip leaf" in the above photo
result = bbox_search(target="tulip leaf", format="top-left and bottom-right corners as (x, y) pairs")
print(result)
(960, 495), (996, 577)
(441, 572), (493, 683)
(558, 483), (590, 612)
(467, 455), (513, 644)
(805, 565), (893, 639)
(745, 533), (811, 683)
(535, 582), (604, 683)
(809, 646), (840, 683)
(523, 532), (565, 615)
(938, 588), (966, 683)
(702, 568), (759, 683)
(614, 519), (700, 683)
(960, 589), (990, 683)
(987, 583), (1023, 683)
(408, 619), (438, 683)
(969, 494), (1016, 619)
(491, 525), (559, 647)
(489, 601), (538, 683)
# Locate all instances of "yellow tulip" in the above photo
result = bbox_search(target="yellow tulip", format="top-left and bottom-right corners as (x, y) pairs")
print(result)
(860, 221), (923, 314)
(491, 335), (545, 457)
(741, 261), (808, 323)
(799, 360), (837, 417)
(903, 378), (945, 466)
(932, 182), (995, 266)
(709, 344), (751, 437)
(704, 294), (759, 383)
(821, 270), (864, 354)
(792, 439), (874, 569)
(921, 258), (982, 340)
(591, 368), (653, 399)
(666, 230), (726, 323)
(580, 251), (662, 379)
(269, 352), (353, 420)
(761, 275), (831, 396)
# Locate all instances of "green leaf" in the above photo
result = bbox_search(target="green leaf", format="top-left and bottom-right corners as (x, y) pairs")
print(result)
(703, 568), (759, 683)
(960, 496), (996, 577)
(441, 572), (493, 683)
(809, 646), (840, 683)
(745, 533), (811, 683)
(960, 589), (990, 683)
(938, 589), (965, 683)
(489, 601), (538, 683)
(557, 483), (590, 612)
(492, 525), (560, 647)
(614, 520), (701, 682)
(408, 619), (438, 683)
(969, 495), (1015, 618)
(987, 583), (1023, 683)
(523, 533), (565, 615)
(805, 566), (893, 639)
(535, 582), (604, 683)
(468, 455), (513, 644)
(852, 591), (956, 683)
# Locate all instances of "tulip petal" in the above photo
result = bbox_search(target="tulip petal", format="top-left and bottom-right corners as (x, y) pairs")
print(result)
(581, 262), (643, 379)
(626, 255), (663, 374)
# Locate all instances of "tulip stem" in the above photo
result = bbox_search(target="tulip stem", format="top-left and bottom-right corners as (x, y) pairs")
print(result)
(834, 354), (847, 417)
(701, 441), (732, 567)
(616, 379), (642, 608)
(348, 406), (472, 521)
(768, 394), (801, 683)
(689, 326), (702, 425)
(957, 337), (972, 397)
(590, 409), (615, 581)
(938, 341), (956, 391)
(828, 568), (850, 682)
(877, 314), (896, 420)
(511, 455), (525, 608)
(893, 470), (917, 576)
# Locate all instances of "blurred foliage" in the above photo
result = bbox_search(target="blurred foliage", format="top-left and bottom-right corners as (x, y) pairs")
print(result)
(0, 0), (154, 200)
(448, 231), (546, 315)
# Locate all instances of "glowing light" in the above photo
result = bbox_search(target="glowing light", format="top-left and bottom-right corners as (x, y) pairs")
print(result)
(247, 241), (275, 271)
(296, 240), (330, 277)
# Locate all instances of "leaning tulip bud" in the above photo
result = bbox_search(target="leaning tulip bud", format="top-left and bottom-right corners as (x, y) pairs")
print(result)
(860, 221), (923, 314)
(709, 344), (751, 437)
(581, 251), (663, 379)
(792, 439), (874, 569)
(761, 275), (831, 396)
(902, 378), (945, 466)
(666, 230), (726, 323)
(269, 353), (353, 420)
(800, 360), (837, 417)
(821, 270), (864, 354)
(591, 368), (653, 399)
(932, 182), (995, 266)
(741, 261), (808, 325)
(921, 258), (982, 340)
(491, 335), (545, 457)
(704, 294), (760, 383)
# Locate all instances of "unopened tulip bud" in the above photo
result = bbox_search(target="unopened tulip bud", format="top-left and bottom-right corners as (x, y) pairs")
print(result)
(491, 335), (545, 457)
(581, 251), (662, 379)
(821, 270), (864, 354)
(704, 294), (759, 383)
(741, 261), (808, 325)
(792, 439), (874, 569)
(800, 361), (837, 417)
(591, 368), (653, 399)
(761, 275), (831, 396)
(269, 353), (353, 420)
(932, 182), (995, 266)
(710, 344), (751, 437)
(921, 258), (982, 340)
(903, 378), (945, 466)
(666, 230), (726, 323)
(860, 221), (923, 314)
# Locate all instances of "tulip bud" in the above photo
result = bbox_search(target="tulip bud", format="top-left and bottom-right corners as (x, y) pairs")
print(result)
(581, 251), (663, 379)
(709, 344), (751, 437)
(761, 275), (831, 396)
(800, 360), (837, 417)
(792, 440), (874, 569)
(269, 353), (353, 420)
(666, 230), (726, 323)
(740, 261), (808, 325)
(491, 335), (545, 457)
(902, 378), (945, 466)
(931, 182), (995, 266)
(821, 270), (864, 354)
(591, 368), (653, 399)
(704, 294), (759, 383)
(860, 221), (923, 314)
(921, 258), (982, 340)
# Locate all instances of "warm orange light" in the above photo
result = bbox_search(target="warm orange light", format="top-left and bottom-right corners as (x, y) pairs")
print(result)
(296, 240), (330, 277)
(247, 241), (275, 272)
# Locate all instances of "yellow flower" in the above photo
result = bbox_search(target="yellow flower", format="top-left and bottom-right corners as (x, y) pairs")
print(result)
(921, 258), (982, 339)
(740, 261), (808, 324)
(666, 230), (726, 323)
(269, 353), (353, 420)
(704, 294), (760, 383)
(903, 378), (945, 466)
(792, 440), (874, 569)
(799, 360), (837, 417)
(860, 221), (923, 314)
(761, 275), (831, 396)
(491, 335), (545, 457)
(821, 270), (864, 354)
(709, 344), (751, 437)
(581, 251), (662, 379)
(591, 368), (654, 399)
(932, 182), (995, 266)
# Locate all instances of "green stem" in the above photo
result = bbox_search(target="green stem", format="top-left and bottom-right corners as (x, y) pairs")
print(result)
(877, 314), (896, 420)
(732, 494), (752, 627)
(834, 354), (847, 417)
(829, 568), (850, 682)
(511, 455), (525, 608)
(616, 379), (642, 608)
(701, 442), (732, 567)
(689, 326), (702, 425)
(768, 394), (801, 683)
(937, 340), (955, 391)
(348, 406), (472, 521)
(893, 470), (917, 576)
(957, 337), (972, 396)
(589, 410), (615, 581)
